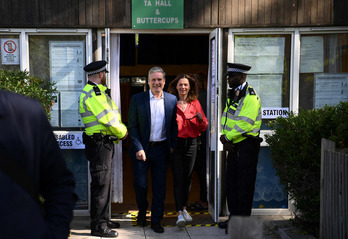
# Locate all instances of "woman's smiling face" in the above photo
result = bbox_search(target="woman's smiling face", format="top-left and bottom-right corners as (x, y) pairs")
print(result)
(176, 78), (190, 98)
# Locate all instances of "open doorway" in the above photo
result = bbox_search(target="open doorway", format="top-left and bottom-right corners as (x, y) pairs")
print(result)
(111, 33), (209, 213)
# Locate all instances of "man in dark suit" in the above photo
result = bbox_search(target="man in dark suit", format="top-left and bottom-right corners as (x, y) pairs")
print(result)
(0, 90), (77, 239)
(128, 66), (178, 233)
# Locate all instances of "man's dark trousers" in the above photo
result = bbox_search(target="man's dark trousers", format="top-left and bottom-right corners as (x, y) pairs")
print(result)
(131, 143), (169, 223)
(226, 138), (260, 216)
(84, 137), (114, 229)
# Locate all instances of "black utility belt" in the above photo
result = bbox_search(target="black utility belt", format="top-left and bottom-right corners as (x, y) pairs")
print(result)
(242, 133), (263, 143)
(83, 132), (118, 143)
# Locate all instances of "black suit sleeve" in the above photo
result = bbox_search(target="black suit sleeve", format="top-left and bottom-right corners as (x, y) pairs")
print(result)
(170, 95), (178, 150)
(37, 105), (77, 239)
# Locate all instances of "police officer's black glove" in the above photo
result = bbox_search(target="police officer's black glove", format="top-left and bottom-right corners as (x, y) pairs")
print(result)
(220, 135), (229, 144)
(220, 135), (234, 152)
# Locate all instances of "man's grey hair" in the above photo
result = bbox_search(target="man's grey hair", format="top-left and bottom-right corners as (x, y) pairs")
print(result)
(148, 66), (166, 79)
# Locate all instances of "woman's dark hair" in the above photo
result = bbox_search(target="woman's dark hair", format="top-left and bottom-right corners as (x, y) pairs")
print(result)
(167, 74), (199, 103)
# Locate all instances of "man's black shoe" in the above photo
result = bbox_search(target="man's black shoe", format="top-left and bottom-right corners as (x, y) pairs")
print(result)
(136, 215), (147, 226)
(151, 222), (164, 233)
(218, 220), (228, 229)
(91, 227), (118, 237)
(107, 220), (120, 228)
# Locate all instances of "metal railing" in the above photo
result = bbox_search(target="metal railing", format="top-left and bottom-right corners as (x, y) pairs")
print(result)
(320, 138), (348, 239)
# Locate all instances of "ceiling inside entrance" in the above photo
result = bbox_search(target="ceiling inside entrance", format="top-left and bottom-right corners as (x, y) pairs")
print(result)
(120, 34), (209, 66)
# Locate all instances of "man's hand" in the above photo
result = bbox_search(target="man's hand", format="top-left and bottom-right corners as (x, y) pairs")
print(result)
(136, 150), (146, 161)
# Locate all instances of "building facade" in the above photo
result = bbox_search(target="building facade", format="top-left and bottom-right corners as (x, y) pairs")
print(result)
(1, 0), (347, 220)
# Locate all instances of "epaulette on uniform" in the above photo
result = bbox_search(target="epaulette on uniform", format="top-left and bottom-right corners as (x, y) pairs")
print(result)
(105, 88), (111, 98)
(93, 85), (102, 96)
(248, 87), (256, 95)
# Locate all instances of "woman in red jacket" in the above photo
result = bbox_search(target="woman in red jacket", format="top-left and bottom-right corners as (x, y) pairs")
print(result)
(168, 74), (208, 227)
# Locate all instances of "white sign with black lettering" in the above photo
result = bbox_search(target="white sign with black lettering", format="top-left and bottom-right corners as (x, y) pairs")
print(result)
(300, 36), (324, 73)
(314, 73), (348, 109)
(262, 107), (289, 119)
(54, 131), (85, 149)
(1, 38), (19, 65)
(49, 41), (85, 91)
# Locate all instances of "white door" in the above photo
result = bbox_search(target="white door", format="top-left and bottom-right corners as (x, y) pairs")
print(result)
(207, 28), (225, 222)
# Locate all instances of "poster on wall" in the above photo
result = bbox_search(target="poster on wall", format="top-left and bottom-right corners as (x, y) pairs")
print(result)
(61, 91), (84, 127)
(314, 73), (348, 109)
(234, 37), (285, 74)
(49, 41), (85, 91)
(247, 75), (283, 108)
(1, 38), (19, 65)
(300, 36), (324, 73)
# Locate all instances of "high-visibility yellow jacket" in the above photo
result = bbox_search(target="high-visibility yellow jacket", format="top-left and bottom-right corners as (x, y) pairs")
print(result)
(79, 83), (127, 141)
(221, 85), (262, 144)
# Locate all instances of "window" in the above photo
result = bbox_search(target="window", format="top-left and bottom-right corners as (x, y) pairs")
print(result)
(299, 33), (348, 110)
(234, 35), (292, 128)
(232, 34), (291, 209)
(29, 34), (89, 211)
(29, 35), (86, 129)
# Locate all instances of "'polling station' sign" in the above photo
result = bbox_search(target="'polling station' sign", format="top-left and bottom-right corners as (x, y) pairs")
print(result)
(262, 107), (289, 119)
(54, 131), (85, 149)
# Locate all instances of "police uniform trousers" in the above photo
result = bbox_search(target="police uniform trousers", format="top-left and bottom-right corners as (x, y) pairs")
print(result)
(226, 137), (260, 216)
(84, 135), (114, 230)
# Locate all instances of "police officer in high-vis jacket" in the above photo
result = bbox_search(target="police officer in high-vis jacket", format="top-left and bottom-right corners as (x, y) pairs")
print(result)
(218, 63), (262, 232)
(79, 60), (128, 238)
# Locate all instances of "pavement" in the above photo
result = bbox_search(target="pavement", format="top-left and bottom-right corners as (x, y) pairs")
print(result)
(69, 211), (318, 239)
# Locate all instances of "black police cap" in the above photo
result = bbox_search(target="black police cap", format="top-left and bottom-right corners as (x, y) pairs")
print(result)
(84, 60), (109, 75)
(226, 63), (251, 76)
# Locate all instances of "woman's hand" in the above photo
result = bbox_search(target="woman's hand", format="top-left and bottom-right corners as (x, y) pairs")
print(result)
(195, 112), (203, 123)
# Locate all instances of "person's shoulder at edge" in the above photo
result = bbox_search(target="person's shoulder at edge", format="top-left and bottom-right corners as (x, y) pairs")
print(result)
(0, 90), (42, 113)
(1, 89), (37, 102)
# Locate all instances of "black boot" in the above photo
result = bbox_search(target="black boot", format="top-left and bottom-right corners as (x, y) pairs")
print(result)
(218, 220), (228, 229)
(91, 226), (118, 237)
(107, 220), (120, 228)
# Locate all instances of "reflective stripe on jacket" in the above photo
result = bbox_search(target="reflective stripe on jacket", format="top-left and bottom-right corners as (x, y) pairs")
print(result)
(79, 84), (127, 141)
(221, 85), (262, 144)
